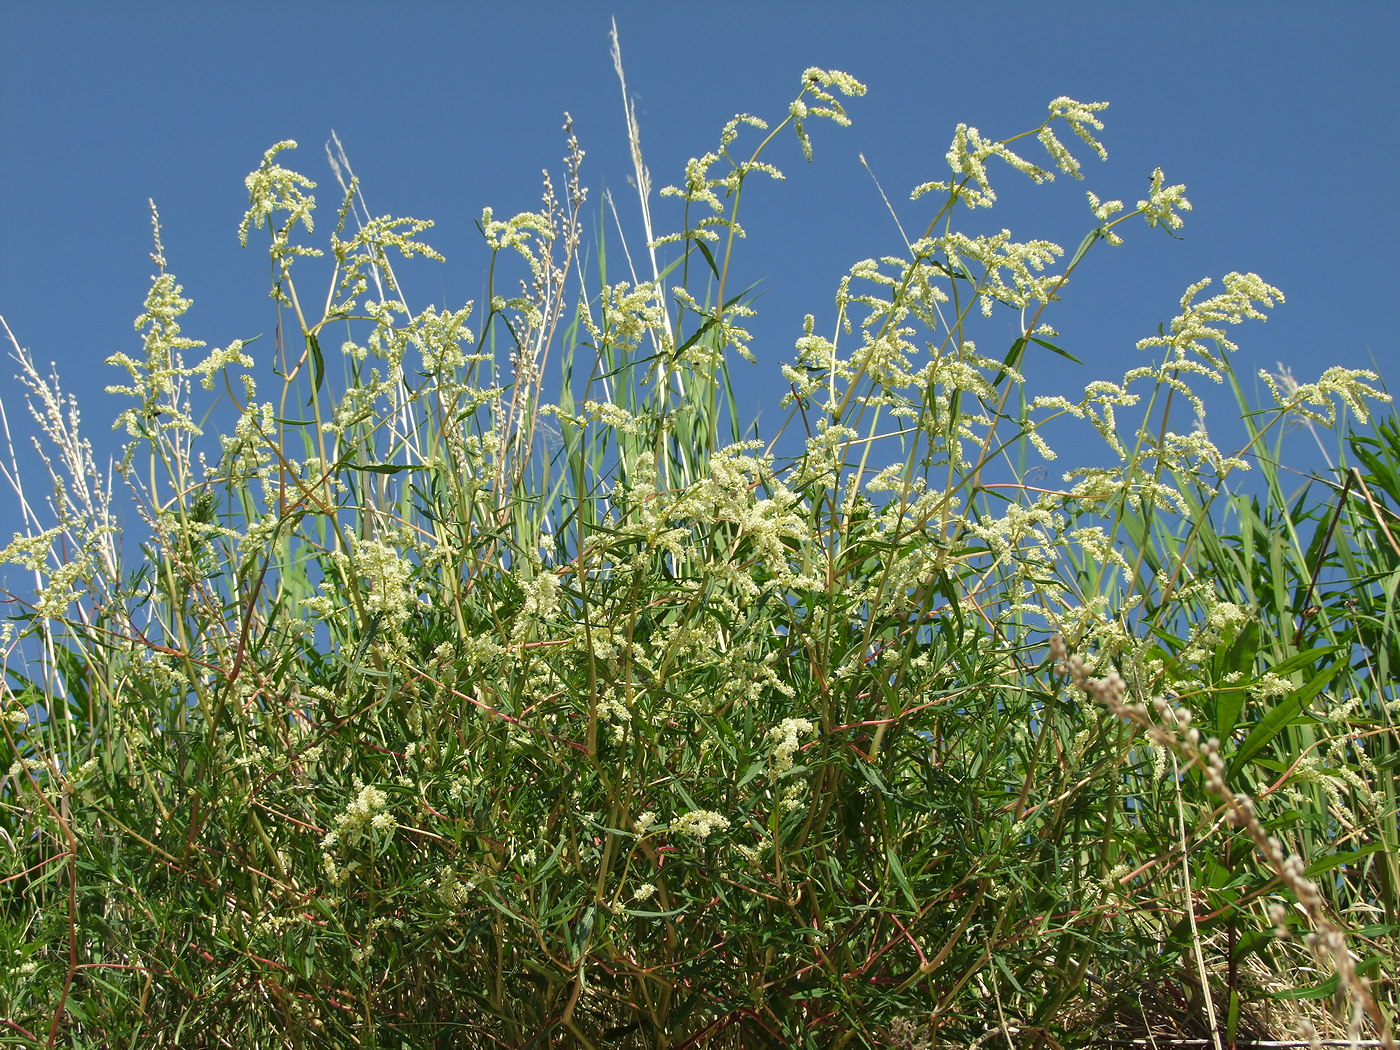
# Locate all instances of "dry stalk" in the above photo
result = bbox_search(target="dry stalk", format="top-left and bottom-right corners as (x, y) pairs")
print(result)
(1049, 635), (1396, 1050)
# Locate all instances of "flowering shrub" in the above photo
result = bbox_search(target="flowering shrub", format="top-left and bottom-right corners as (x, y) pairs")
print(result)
(2, 26), (1396, 1050)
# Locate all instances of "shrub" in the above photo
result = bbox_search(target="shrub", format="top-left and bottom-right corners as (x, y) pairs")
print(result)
(2, 26), (1395, 1050)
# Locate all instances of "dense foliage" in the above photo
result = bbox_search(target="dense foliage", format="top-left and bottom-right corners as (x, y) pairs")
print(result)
(2, 34), (1396, 1049)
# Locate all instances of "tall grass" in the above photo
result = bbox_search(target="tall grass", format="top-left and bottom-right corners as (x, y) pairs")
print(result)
(1, 27), (1396, 1049)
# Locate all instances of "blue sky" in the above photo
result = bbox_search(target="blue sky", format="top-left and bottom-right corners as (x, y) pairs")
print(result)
(3, 1), (1399, 595)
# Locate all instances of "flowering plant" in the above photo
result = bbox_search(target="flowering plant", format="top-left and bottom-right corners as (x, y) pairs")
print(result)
(2, 24), (1395, 1050)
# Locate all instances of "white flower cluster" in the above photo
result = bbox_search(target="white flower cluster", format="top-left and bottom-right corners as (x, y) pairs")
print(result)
(1135, 272), (1283, 372)
(913, 97), (1108, 208)
(1259, 365), (1390, 428)
(768, 717), (815, 774)
(327, 783), (394, 840)
(319, 783), (395, 887)
(670, 809), (730, 842)
(237, 141), (321, 262)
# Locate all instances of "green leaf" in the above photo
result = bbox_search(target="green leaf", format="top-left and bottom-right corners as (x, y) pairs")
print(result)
(1228, 659), (1339, 776)
(1027, 336), (1082, 365)
(693, 236), (721, 281)
(991, 337), (1025, 389)
(854, 760), (895, 798)
(1213, 687), (1248, 744)
(570, 905), (596, 964)
(1269, 974), (1339, 1001)
(341, 458), (428, 475)
(1302, 841), (1385, 878)
(1212, 620), (1260, 739)
(305, 330), (326, 406)
(1065, 227), (1105, 271)
(675, 317), (717, 358)
(1267, 644), (1342, 678)
(885, 844), (919, 913)
(482, 893), (532, 926)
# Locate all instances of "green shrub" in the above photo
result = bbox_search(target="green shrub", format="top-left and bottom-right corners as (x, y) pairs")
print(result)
(2, 28), (1395, 1050)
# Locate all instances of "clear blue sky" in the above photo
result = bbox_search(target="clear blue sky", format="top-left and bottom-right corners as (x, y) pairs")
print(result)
(3, 1), (1398, 593)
